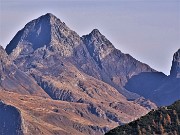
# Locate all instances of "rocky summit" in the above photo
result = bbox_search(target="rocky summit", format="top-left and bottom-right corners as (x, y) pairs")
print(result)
(81, 28), (156, 99)
(6, 13), (81, 58)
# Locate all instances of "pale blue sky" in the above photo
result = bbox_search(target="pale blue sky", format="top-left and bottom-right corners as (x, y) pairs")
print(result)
(0, 0), (180, 75)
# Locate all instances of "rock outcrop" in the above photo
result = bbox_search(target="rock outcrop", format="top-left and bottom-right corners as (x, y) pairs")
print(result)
(170, 49), (180, 78)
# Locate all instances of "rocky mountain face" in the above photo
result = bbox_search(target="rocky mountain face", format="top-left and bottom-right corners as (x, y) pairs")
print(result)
(125, 49), (180, 106)
(0, 13), (180, 135)
(6, 13), (81, 59)
(0, 45), (49, 97)
(3, 13), (158, 135)
(106, 100), (180, 135)
(81, 29), (157, 99)
(82, 29), (154, 87)
(3, 13), (178, 134)
(6, 13), (157, 100)
(0, 47), (152, 135)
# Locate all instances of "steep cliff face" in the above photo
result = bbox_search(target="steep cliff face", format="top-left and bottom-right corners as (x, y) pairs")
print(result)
(0, 100), (23, 135)
(6, 13), (103, 90)
(170, 49), (180, 78)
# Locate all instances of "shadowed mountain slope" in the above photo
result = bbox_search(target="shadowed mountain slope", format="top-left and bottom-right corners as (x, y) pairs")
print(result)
(0, 100), (23, 135)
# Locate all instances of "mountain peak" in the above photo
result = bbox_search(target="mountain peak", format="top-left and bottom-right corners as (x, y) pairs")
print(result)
(88, 29), (106, 40)
(6, 13), (81, 57)
(90, 29), (101, 35)
(175, 48), (180, 56)
(44, 13), (56, 18)
(40, 13), (56, 20)
(82, 28), (115, 51)
(40, 13), (62, 25)
(170, 48), (180, 78)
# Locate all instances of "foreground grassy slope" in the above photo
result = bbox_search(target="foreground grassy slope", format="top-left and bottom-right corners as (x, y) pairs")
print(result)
(106, 100), (180, 135)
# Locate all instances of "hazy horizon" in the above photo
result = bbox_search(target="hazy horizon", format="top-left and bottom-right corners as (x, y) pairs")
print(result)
(0, 0), (179, 75)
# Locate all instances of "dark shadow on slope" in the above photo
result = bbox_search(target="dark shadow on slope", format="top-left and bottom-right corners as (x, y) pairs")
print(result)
(153, 78), (180, 106)
(125, 72), (167, 99)
(0, 101), (23, 135)
(6, 29), (24, 55)
(6, 14), (51, 54)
